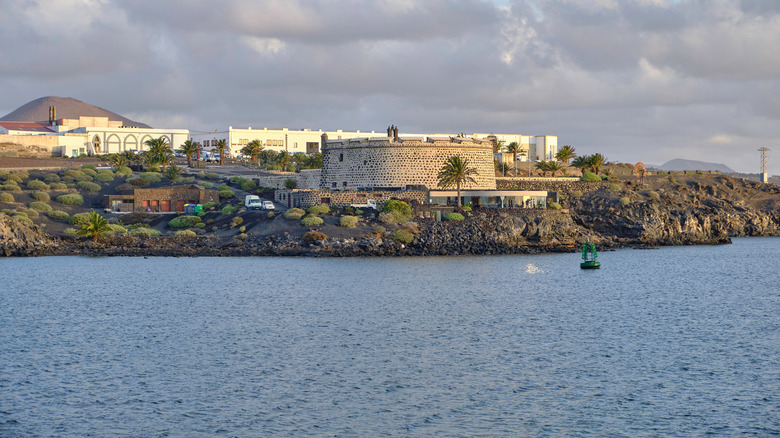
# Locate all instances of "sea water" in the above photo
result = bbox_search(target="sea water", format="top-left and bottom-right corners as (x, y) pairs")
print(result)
(1, 238), (778, 436)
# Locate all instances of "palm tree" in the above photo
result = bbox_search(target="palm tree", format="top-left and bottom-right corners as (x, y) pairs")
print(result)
(546, 160), (564, 177)
(303, 152), (323, 169)
(144, 137), (173, 170)
(215, 139), (227, 166)
(505, 142), (521, 177)
(555, 145), (577, 163)
(76, 211), (111, 243)
(571, 155), (591, 174)
(437, 155), (478, 207)
(535, 160), (550, 177)
(277, 151), (290, 171)
(178, 139), (201, 167)
(588, 153), (607, 175)
(241, 140), (263, 164)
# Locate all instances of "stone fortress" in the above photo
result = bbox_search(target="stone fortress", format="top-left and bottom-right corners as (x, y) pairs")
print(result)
(319, 126), (497, 191)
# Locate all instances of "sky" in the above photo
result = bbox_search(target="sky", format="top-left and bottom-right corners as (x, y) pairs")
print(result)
(1, 0), (779, 174)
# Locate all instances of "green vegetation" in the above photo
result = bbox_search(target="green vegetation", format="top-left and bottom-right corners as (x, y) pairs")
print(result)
(202, 201), (218, 210)
(26, 180), (48, 190)
(50, 183), (68, 190)
(164, 164), (183, 181)
(284, 208), (305, 221)
(373, 225), (386, 234)
(13, 215), (33, 226)
(379, 212), (397, 225)
(47, 210), (70, 221)
(240, 179), (257, 191)
(340, 215), (358, 228)
(220, 205), (237, 215)
(444, 212), (465, 221)
(649, 191), (660, 200)
(178, 139), (202, 167)
(128, 177), (149, 187)
(608, 183), (621, 191)
(108, 224), (127, 234)
(31, 191), (50, 202)
(307, 204), (330, 215)
(239, 225), (246, 233)
(549, 202), (562, 210)
(0, 193), (14, 203)
(168, 215), (202, 228)
(29, 202), (52, 212)
(390, 229), (414, 244)
(56, 194), (84, 206)
(77, 181), (102, 192)
(76, 211), (111, 242)
(241, 139), (263, 164)
(81, 164), (96, 170)
(44, 174), (61, 183)
(581, 172), (601, 182)
(63, 227), (78, 236)
(23, 209), (39, 219)
(301, 215), (324, 226)
(115, 166), (133, 175)
(555, 145), (577, 163)
(194, 222), (206, 229)
(284, 178), (297, 189)
(69, 212), (93, 226)
(383, 200), (412, 223)
(205, 172), (219, 180)
(4, 174), (23, 183)
(129, 227), (161, 237)
(437, 155), (477, 207)
(139, 172), (162, 181)
(218, 186), (235, 199)
(81, 168), (97, 177)
(175, 229), (197, 238)
(2, 184), (21, 191)
(231, 217), (244, 228)
(619, 197), (631, 206)
(303, 230), (327, 243)
(96, 172), (115, 181)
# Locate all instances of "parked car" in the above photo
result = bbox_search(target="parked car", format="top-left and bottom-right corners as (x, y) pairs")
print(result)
(262, 200), (275, 210)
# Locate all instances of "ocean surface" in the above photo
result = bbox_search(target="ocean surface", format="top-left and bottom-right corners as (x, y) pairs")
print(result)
(1, 238), (779, 437)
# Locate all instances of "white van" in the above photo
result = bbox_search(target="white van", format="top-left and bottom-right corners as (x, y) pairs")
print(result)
(245, 195), (262, 210)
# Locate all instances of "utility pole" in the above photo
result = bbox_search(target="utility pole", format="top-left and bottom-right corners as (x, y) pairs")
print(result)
(759, 147), (770, 183)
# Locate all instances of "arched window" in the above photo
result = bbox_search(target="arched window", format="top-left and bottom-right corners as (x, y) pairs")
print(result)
(92, 135), (101, 153)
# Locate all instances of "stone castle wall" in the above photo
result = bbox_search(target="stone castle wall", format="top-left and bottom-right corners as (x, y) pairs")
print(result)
(320, 137), (496, 190)
(275, 189), (428, 209)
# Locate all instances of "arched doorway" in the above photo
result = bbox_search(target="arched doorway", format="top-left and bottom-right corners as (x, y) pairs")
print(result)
(92, 135), (101, 153)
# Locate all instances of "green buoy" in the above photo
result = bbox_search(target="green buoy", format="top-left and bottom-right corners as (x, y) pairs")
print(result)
(581, 240), (600, 269)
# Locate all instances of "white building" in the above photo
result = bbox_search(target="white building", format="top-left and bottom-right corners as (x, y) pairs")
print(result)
(52, 116), (189, 156)
(191, 126), (557, 160)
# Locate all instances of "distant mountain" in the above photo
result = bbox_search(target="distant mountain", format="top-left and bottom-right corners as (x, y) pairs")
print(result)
(0, 96), (151, 129)
(654, 159), (735, 173)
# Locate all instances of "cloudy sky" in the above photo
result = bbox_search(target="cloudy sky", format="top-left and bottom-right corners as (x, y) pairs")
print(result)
(1, 0), (779, 174)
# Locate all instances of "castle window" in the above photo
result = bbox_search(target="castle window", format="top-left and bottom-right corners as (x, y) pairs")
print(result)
(343, 182), (347, 187)
(332, 182), (337, 188)
(339, 153), (343, 162)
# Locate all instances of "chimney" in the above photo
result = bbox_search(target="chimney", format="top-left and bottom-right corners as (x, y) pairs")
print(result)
(48, 106), (57, 125)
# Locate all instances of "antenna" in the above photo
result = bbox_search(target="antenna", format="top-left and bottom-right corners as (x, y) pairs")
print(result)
(759, 147), (770, 183)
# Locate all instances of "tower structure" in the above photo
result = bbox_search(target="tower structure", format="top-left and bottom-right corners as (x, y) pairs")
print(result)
(759, 147), (770, 183)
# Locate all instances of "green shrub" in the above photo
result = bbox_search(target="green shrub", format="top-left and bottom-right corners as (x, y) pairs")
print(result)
(129, 227), (161, 236)
(218, 187), (235, 199)
(212, 226), (218, 231)
(168, 215), (202, 228)
(63, 227), (78, 236)
(235, 233), (248, 241)
(73, 174), (93, 182)
(571, 190), (583, 198)
(383, 200), (412, 223)
(50, 183), (68, 190)
(239, 225), (246, 233)
(115, 166), (133, 175)
(4, 174), (23, 183)
(44, 174), (61, 183)
(390, 229), (414, 244)
(284, 208), (306, 220)
(231, 216), (244, 228)
(301, 215), (323, 226)
(26, 180), (49, 190)
(81, 168), (97, 177)
(0, 193), (14, 203)
(77, 181), (102, 192)
(340, 215), (358, 228)
(108, 224), (127, 234)
(619, 197), (631, 206)
(203, 201), (218, 210)
(668, 175), (677, 184)
(2, 184), (21, 191)
(199, 181), (214, 189)
(95, 172), (114, 181)
(31, 191), (50, 202)
(175, 229), (197, 238)
(146, 164), (161, 172)
(267, 211), (275, 219)
(307, 204), (330, 215)
(444, 212), (465, 221)
(303, 230), (327, 243)
(128, 177), (149, 187)
(581, 172), (601, 182)
(379, 211), (397, 225)
(69, 212), (93, 226)
(284, 178), (297, 189)
(12, 210), (28, 218)
(29, 202), (52, 212)
(13, 171), (29, 179)
(649, 191), (660, 200)
(221, 205), (237, 215)
(81, 164), (97, 170)
(373, 225), (386, 234)
(56, 194), (84, 206)
(549, 202), (562, 210)
(607, 183), (621, 191)
(13, 215), (34, 226)
(194, 222), (206, 229)
(462, 205), (472, 212)
(139, 172), (162, 181)
(172, 177), (184, 184)
(61, 175), (75, 183)
(240, 179), (257, 191)
(47, 210), (70, 221)
(205, 172), (219, 180)
(183, 176), (195, 183)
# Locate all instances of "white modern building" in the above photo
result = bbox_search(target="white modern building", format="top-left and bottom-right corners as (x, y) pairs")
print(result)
(51, 116), (189, 156)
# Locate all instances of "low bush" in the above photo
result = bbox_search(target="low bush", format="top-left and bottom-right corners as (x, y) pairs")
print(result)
(31, 191), (50, 202)
(115, 166), (133, 175)
(26, 180), (49, 190)
(183, 176), (195, 183)
(205, 172), (219, 180)
(115, 183), (135, 192)
(390, 229), (414, 244)
(301, 215), (324, 226)
(307, 204), (330, 215)
(0, 193), (14, 203)
(444, 212), (465, 221)
(63, 227), (78, 236)
(2, 184), (21, 191)
(81, 164), (97, 170)
(231, 217), (244, 228)
(81, 168), (97, 177)
(13, 215), (34, 226)
(649, 191), (660, 200)
(175, 229), (197, 239)
(140, 172), (162, 181)
(47, 210), (70, 221)
(44, 174), (61, 183)
(379, 211), (397, 225)
(77, 181), (102, 192)
(218, 188), (235, 199)
(240, 179), (257, 191)
(607, 183), (621, 191)
(172, 177), (184, 184)
(383, 200), (412, 223)
(95, 172), (114, 181)
(462, 205), (472, 212)
(303, 230), (327, 243)
(571, 190), (583, 198)
(239, 225), (246, 233)
(129, 227), (161, 236)
(203, 201), (218, 210)
(4, 174), (23, 183)
(29, 202), (52, 212)
(22, 209), (39, 219)
(12, 171), (29, 179)
(73, 174), (93, 182)
(221, 205), (237, 215)
(128, 177), (149, 187)
(284, 208), (306, 221)
(619, 197), (631, 206)
(168, 215), (202, 228)
(235, 232), (248, 241)
(373, 225), (386, 234)
(194, 222), (206, 229)
(50, 183), (68, 190)
(147, 164), (161, 172)
(108, 224), (127, 234)
(549, 202), (562, 210)
(581, 172), (601, 182)
(267, 211), (275, 219)
(61, 175), (75, 183)
(340, 215), (358, 228)
(56, 194), (84, 206)
(69, 212), (93, 226)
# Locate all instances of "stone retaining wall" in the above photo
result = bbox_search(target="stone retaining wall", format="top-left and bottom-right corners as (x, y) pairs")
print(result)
(275, 189), (427, 209)
(254, 169), (321, 190)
